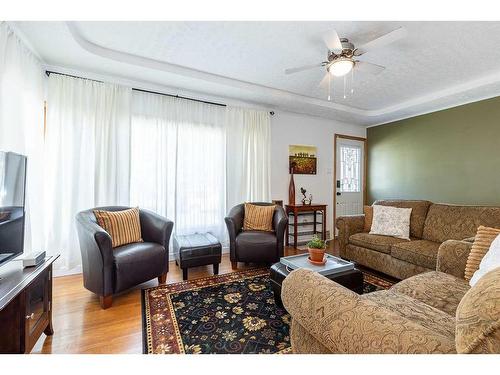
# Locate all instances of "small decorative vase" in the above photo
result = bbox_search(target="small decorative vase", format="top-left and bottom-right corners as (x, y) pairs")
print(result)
(308, 247), (326, 264)
(288, 171), (295, 205)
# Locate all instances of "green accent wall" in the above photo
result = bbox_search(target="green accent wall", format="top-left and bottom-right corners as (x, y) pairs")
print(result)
(367, 96), (500, 205)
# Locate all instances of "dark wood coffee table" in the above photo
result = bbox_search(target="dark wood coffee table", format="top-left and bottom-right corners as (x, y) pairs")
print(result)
(269, 261), (364, 307)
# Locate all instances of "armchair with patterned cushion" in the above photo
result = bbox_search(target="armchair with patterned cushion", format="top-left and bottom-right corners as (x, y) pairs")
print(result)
(282, 239), (500, 353)
(225, 202), (288, 269)
(76, 206), (174, 309)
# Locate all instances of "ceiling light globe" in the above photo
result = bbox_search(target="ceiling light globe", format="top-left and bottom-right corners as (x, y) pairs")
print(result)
(329, 59), (354, 77)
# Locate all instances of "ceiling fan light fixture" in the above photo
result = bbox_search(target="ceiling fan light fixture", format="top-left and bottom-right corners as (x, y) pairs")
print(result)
(328, 58), (354, 77)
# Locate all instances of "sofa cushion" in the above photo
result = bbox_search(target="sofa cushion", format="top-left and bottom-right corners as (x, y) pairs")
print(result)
(465, 226), (500, 281)
(456, 267), (500, 353)
(349, 232), (409, 254)
(391, 240), (440, 269)
(113, 242), (166, 292)
(235, 230), (277, 262)
(470, 232), (500, 287)
(346, 244), (432, 280)
(422, 204), (500, 243)
(363, 290), (456, 340)
(391, 271), (470, 316)
(363, 205), (373, 232)
(374, 200), (432, 239)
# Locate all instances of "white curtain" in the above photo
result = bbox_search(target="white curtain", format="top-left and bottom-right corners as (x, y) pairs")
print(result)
(0, 22), (45, 252)
(226, 107), (271, 209)
(44, 74), (131, 271)
(130, 91), (227, 240)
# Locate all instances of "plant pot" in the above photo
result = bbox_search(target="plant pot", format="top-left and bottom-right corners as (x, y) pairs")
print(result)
(308, 247), (326, 263)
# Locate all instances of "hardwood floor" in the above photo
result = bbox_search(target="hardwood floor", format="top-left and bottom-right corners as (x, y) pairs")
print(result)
(31, 243), (337, 354)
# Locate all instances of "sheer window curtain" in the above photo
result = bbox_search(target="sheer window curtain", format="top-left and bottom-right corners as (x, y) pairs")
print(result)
(44, 84), (271, 271)
(226, 107), (271, 209)
(130, 91), (227, 240)
(44, 74), (131, 272)
(0, 22), (45, 253)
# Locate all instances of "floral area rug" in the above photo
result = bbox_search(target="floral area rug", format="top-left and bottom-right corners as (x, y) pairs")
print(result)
(141, 267), (395, 354)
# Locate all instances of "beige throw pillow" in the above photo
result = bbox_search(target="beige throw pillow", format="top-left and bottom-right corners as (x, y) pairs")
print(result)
(464, 226), (500, 281)
(94, 207), (143, 248)
(369, 205), (412, 240)
(243, 203), (275, 232)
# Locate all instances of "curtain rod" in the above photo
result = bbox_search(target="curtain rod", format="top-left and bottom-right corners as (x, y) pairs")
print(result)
(45, 70), (275, 115)
(132, 87), (225, 107)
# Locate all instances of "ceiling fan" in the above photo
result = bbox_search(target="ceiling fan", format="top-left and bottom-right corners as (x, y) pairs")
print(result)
(284, 27), (407, 98)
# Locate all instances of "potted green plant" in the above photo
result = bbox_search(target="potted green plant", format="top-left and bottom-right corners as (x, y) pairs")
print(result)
(307, 235), (326, 264)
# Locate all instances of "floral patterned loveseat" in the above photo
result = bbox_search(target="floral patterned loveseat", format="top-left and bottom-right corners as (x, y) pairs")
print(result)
(336, 200), (500, 279)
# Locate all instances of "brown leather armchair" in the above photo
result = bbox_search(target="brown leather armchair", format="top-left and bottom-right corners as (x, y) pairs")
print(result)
(225, 202), (288, 269)
(76, 206), (173, 309)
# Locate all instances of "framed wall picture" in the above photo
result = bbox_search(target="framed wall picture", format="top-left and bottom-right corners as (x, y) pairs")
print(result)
(289, 145), (317, 174)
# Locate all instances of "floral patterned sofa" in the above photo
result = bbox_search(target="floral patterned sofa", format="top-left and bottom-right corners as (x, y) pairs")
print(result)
(336, 200), (500, 279)
(281, 241), (500, 353)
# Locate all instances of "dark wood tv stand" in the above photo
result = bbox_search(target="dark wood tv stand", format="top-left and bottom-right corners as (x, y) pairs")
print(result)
(0, 255), (59, 353)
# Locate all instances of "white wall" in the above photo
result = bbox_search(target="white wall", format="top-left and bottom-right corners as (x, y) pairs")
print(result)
(270, 111), (366, 238)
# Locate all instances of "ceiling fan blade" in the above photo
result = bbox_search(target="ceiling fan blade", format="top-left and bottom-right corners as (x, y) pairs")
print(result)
(323, 29), (343, 54)
(354, 61), (386, 75)
(318, 73), (330, 88)
(355, 27), (407, 56)
(284, 63), (324, 75)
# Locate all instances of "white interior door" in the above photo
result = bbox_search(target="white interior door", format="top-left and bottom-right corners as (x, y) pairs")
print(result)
(335, 137), (365, 226)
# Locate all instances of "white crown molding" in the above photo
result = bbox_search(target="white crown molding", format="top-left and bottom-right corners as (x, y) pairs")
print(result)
(367, 70), (500, 117)
(66, 21), (500, 124)
(66, 22), (368, 117)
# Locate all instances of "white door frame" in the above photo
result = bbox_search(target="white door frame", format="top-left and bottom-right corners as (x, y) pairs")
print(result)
(333, 133), (367, 240)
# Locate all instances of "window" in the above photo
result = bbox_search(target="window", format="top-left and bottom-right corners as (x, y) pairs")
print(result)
(129, 91), (228, 240)
(339, 145), (361, 192)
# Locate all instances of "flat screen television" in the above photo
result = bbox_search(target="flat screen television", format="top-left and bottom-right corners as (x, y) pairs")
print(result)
(0, 151), (27, 267)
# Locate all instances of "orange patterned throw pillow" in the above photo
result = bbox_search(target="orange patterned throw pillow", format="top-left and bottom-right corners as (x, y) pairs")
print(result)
(243, 203), (275, 232)
(464, 226), (500, 281)
(363, 205), (373, 232)
(93, 207), (143, 248)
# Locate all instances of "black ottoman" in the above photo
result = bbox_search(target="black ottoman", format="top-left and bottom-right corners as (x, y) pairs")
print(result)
(270, 262), (364, 307)
(173, 233), (222, 280)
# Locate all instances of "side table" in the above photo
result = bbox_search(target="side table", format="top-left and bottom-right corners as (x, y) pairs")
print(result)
(285, 204), (327, 249)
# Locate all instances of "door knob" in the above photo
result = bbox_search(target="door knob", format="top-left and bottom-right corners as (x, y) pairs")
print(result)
(26, 312), (34, 320)
(336, 192), (341, 196)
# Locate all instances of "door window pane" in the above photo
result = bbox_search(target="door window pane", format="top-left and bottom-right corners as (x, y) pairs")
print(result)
(340, 145), (361, 192)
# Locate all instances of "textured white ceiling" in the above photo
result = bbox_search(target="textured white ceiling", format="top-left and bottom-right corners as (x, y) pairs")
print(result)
(13, 21), (500, 125)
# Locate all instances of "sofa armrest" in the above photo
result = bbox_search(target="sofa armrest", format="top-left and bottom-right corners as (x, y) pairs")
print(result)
(139, 209), (173, 273)
(282, 269), (456, 354)
(75, 212), (114, 296)
(462, 236), (475, 243)
(273, 206), (288, 258)
(139, 209), (174, 248)
(225, 204), (244, 261)
(436, 240), (473, 279)
(335, 215), (365, 256)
